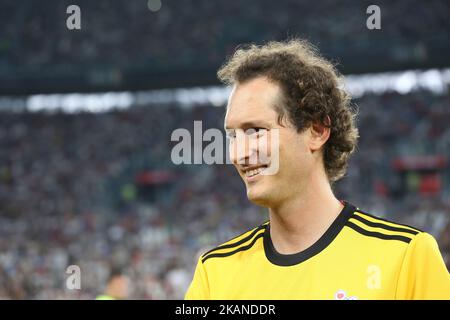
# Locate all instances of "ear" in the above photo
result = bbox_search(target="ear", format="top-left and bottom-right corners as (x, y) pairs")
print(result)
(309, 116), (331, 152)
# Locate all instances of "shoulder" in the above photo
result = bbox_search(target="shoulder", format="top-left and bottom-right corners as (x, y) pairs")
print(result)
(345, 207), (424, 245)
(200, 221), (269, 263)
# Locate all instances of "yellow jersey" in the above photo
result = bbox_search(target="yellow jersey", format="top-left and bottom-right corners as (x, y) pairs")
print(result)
(95, 295), (115, 300)
(185, 201), (450, 300)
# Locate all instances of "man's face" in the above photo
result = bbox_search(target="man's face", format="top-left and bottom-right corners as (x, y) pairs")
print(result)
(111, 275), (130, 299)
(225, 76), (317, 208)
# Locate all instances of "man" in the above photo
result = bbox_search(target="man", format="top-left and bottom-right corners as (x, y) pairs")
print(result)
(185, 39), (450, 299)
(96, 267), (130, 300)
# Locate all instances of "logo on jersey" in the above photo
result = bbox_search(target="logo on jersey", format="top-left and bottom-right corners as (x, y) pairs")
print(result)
(334, 290), (358, 300)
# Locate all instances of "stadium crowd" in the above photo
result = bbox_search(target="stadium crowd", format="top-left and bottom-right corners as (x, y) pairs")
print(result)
(0, 89), (449, 299)
(1, 0), (449, 72)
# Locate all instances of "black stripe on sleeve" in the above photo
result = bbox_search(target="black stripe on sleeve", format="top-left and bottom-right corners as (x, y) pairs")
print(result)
(356, 210), (423, 233)
(201, 224), (268, 258)
(351, 214), (419, 235)
(345, 221), (412, 244)
(202, 231), (265, 263)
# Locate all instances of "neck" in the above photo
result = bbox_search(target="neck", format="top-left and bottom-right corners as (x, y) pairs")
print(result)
(268, 171), (344, 255)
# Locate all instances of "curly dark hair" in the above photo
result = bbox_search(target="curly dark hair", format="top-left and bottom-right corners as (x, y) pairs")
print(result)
(217, 39), (359, 183)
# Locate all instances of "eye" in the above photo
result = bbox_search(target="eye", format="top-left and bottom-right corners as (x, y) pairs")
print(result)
(246, 127), (267, 136)
(226, 129), (236, 139)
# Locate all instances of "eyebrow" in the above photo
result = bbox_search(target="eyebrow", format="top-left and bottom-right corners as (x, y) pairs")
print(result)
(224, 120), (271, 131)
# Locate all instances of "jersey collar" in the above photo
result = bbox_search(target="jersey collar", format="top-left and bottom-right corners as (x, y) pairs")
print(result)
(263, 201), (356, 267)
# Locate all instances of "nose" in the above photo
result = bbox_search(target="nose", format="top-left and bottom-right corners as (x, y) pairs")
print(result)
(229, 131), (259, 166)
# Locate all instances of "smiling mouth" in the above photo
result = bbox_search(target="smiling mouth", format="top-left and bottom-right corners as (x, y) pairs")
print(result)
(243, 165), (268, 179)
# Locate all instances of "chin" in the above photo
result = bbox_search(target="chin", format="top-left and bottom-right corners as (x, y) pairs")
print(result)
(246, 186), (272, 207)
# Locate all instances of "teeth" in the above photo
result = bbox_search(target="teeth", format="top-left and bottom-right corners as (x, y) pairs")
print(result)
(245, 167), (265, 177)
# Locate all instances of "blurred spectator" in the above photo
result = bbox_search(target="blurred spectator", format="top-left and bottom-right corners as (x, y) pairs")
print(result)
(96, 267), (130, 300)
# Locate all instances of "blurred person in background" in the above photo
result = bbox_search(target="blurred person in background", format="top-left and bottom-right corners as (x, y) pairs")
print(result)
(96, 267), (130, 300)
